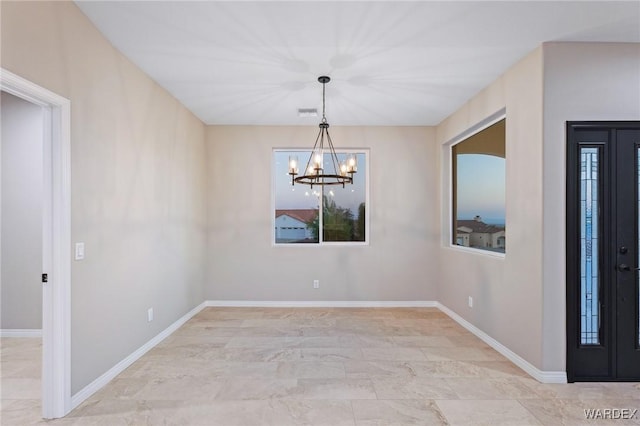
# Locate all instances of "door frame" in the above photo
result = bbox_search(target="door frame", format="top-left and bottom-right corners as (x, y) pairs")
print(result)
(1, 69), (71, 418)
(566, 120), (640, 382)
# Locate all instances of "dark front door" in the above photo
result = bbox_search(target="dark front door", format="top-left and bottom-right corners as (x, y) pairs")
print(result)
(567, 121), (640, 381)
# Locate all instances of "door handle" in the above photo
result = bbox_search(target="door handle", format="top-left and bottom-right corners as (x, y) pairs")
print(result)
(617, 264), (640, 272)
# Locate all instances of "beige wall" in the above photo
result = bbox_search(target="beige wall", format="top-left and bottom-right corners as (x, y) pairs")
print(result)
(206, 126), (438, 301)
(1, 1), (207, 393)
(437, 48), (545, 368)
(3, 0), (637, 394)
(541, 42), (640, 371)
(1, 91), (44, 330)
(437, 42), (640, 374)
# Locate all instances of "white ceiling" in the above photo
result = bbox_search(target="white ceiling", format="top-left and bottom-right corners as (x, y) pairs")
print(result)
(75, 1), (640, 126)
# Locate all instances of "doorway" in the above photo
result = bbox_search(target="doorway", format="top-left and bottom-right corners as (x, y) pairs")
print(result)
(566, 121), (640, 381)
(0, 69), (71, 417)
(1, 91), (44, 331)
(1, 90), (45, 417)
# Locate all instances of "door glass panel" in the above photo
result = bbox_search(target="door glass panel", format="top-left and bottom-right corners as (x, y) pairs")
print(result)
(580, 147), (600, 345)
(637, 147), (639, 346)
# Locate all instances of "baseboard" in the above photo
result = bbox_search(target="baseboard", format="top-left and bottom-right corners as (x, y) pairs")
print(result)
(206, 300), (437, 308)
(436, 302), (567, 384)
(66, 298), (565, 410)
(203, 300), (565, 383)
(70, 301), (206, 409)
(0, 329), (42, 338)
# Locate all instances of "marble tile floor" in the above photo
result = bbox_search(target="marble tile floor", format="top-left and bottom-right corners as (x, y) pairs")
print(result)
(1, 307), (639, 425)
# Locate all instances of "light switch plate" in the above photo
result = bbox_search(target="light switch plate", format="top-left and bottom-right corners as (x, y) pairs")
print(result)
(75, 243), (85, 260)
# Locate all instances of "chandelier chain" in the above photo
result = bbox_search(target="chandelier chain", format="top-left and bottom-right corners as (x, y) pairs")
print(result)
(321, 78), (327, 123)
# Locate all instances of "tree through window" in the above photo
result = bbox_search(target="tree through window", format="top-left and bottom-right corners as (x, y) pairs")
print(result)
(274, 150), (368, 245)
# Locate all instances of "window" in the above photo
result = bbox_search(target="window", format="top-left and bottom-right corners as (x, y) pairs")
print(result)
(274, 150), (368, 245)
(452, 118), (506, 254)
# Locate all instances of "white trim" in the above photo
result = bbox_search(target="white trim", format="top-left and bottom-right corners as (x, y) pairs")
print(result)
(444, 244), (506, 259)
(206, 300), (437, 308)
(0, 329), (43, 338)
(436, 302), (567, 384)
(443, 108), (507, 255)
(71, 302), (207, 410)
(1, 69), (72, 419)
(445, 108), (507, 149)
(60, 297), (563, 411)
(204, 300), (565, 382)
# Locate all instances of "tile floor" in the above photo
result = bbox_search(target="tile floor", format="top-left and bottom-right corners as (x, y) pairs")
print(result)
(1, 307), (639, 425)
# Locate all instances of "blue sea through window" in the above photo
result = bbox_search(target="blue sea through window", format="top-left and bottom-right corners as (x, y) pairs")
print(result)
(580, 147), (600, 345)
(451, 118), (506, 254)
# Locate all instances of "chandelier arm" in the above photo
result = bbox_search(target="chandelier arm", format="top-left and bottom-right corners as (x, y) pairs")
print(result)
(318, 129), (324, 186)
(302, 126), (325, 182)
(324, 130), (342, 177)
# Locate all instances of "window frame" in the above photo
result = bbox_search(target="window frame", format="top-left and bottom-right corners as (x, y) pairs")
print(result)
(446, 110), (506, 258)
(272, 148), (370, 247)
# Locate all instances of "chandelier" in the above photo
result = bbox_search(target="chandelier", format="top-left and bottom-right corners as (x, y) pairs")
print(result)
(288, 76), (357, 188)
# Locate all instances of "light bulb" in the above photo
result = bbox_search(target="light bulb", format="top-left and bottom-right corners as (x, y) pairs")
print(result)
(288, 155), (298, 174)
(313, 153), (323, 170)
(347, 154), (357, 172)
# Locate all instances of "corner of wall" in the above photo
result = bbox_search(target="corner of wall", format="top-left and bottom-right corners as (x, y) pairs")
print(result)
(436, 46), (546, 371)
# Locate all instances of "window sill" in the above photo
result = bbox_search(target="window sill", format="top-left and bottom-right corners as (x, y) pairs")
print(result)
(273, 241), (369, 248)
(445, 244), (506, 259)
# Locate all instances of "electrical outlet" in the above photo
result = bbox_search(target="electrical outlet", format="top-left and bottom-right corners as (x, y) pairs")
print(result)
(147, 308), (154, 322)
(313, 279), (320, 289)
(468, 296), (473, 308)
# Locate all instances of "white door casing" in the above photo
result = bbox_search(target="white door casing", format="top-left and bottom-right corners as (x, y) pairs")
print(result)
(1, 69), (71, 419)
